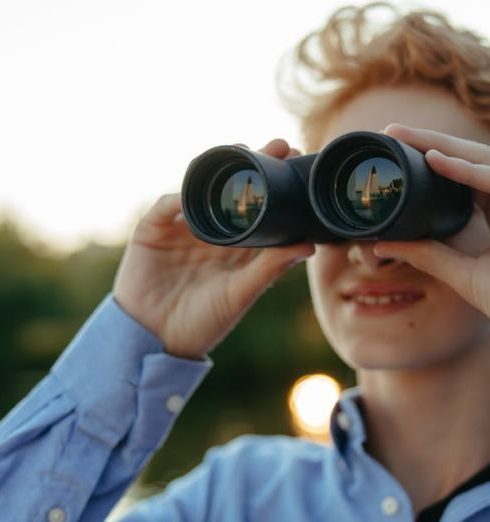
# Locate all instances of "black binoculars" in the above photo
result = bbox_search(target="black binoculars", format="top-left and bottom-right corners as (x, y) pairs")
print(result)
(181, 131), (472, 247)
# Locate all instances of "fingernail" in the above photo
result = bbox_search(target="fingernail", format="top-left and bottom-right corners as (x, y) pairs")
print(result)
(426, 149), (444, 160)
(383, 123), (397, 133)
(384, 123), (409, 135)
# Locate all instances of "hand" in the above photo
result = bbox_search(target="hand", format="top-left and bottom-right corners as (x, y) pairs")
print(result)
(113, 139), (314, 360)
(374, 124), (490, 318)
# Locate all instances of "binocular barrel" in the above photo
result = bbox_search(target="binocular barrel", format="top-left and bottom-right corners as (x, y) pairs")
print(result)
(181, 131), (472, 247)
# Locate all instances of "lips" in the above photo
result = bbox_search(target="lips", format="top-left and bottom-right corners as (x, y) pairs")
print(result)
(340, 283), (425, 310)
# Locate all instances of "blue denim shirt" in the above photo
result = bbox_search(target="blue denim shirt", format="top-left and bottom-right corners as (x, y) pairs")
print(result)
(1, 296), (490, 521)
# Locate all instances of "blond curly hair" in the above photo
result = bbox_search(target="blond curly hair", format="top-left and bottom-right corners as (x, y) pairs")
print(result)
(278, 2), (490, 151)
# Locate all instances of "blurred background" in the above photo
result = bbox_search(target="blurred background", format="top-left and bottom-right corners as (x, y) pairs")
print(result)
(1, 0), (490, 517)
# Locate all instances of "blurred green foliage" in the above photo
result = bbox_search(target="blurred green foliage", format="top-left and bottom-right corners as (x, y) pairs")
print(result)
(0, 220), (123, 414)
(0, 218), (354, 488)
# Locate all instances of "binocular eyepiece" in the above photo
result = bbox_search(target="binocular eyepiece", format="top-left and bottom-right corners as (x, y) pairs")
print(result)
(181, 131), (472, 247)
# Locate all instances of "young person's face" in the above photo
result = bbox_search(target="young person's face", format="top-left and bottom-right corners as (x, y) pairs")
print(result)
(307, 85), (490, 370)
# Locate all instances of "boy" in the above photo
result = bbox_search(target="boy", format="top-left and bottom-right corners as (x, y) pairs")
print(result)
(3, 3), (490, 521)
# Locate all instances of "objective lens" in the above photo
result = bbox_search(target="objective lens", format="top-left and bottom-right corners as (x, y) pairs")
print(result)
(209, 166), (266, 235)
(336, 156), (403, 227)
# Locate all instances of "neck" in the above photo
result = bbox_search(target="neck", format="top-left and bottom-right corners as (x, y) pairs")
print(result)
(357, 339), (490, 513)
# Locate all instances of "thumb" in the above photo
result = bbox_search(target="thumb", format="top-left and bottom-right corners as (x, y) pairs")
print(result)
(374, 240), (476, 304)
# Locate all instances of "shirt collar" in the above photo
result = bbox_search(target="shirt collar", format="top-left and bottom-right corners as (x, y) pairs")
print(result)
(330, 386), (367, 454)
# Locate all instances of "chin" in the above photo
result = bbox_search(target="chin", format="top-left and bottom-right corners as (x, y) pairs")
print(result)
(331, 336), (455, 372)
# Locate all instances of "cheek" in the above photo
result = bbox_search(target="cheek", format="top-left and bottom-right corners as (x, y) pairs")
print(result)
(426, 288), (490, 350)
(394, 292), (490, 370)
(307, 246), (347, 288)
(306, 248), (346, 344)
(307, 266), (490, 370)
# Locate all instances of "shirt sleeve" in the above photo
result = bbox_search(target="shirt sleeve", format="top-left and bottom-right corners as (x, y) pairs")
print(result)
(0, 295), (212, 522)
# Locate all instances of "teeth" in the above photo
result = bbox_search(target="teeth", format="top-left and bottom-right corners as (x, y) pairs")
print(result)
(352, 293), (416, 305)
(363, 295), (377, 305)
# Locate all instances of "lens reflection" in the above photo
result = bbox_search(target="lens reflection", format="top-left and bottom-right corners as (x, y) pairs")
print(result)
(212, 168), (265, 234)
(339, 157), (403, 226)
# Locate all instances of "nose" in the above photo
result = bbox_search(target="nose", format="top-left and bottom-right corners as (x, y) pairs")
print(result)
(346, 241), (404, 273)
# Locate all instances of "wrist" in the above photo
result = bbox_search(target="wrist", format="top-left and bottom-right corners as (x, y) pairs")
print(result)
(112, 293), (209, 361)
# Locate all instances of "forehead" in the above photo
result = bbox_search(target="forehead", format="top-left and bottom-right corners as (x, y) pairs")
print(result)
(320, 85), (490, 146)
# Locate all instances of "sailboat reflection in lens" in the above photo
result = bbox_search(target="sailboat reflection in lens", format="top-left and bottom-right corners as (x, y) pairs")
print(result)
(341, 157), (403, 227)
(218, 170), (266, 234)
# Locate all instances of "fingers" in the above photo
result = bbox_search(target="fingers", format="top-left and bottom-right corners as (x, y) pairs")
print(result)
(259, 138), (290, 158)
(258, 138), (302, 159)
(374, 240), (477, 307)
(132, 193), (193, 246)
(384, 124), (490, 198)
(384, 124), (490, 164)
(143, 194), (182, 226)
(425, 149), (490, 193)
(286, 147), (303, 158)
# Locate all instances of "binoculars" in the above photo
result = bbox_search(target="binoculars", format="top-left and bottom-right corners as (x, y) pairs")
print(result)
(181, 131), (472, 247)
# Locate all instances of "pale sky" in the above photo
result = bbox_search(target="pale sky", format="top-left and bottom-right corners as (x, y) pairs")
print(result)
(2, 0), (490, 251)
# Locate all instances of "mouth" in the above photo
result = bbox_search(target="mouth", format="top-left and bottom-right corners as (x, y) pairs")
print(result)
(340, 284), (425, 314)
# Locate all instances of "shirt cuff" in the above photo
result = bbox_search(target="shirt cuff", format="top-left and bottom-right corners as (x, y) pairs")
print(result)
(51, 294), (212, 447)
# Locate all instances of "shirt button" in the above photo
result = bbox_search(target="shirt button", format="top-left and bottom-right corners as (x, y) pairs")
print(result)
(47, 507), (66, 522)
(381, 496), (400, 516)
(166, 394), (185, 414)
(337, 411), (351, 431)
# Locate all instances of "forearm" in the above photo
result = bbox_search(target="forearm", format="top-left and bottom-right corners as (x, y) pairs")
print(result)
(0, 295), (212, 521)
